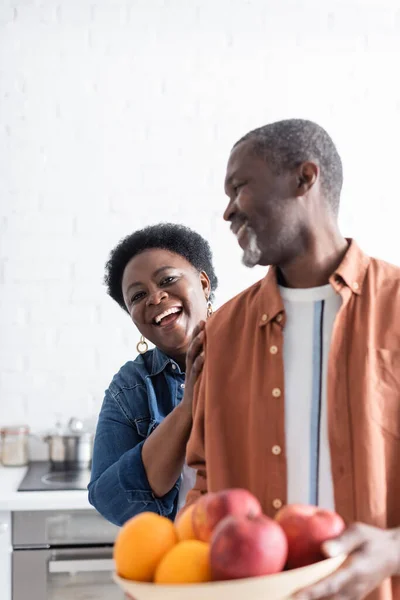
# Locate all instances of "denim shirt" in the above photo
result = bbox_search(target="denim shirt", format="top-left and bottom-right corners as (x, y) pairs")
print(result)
(88, 348), (185, 526)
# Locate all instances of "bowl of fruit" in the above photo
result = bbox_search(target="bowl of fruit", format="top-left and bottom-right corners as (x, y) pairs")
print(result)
(113, 489), (346, 600)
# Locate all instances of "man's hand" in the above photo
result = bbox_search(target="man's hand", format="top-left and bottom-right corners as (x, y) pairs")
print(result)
(293, 523), (400, 600)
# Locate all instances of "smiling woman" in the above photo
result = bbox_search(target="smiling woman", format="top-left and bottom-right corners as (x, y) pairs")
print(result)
(88, 223), (218, 526)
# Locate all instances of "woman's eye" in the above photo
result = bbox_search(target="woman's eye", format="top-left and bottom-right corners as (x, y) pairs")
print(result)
(161, 275), (176, 285)
(131, 292), (145, 303)
(161, 276), (176, 286)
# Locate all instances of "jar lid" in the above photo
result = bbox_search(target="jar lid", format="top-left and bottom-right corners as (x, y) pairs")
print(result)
(0, 425), (30, 435)
(68, 431), (94, 441)
(45, 431), (94, 441)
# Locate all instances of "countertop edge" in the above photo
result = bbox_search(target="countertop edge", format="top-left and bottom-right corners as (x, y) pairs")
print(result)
(0, 465), (93, 511)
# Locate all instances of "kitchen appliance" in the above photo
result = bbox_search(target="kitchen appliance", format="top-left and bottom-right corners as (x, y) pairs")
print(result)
(12, 509), (123, 600)
(18, 461), (91, 491)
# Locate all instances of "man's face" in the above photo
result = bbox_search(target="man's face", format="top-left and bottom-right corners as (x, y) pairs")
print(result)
(223, 140), (302, 268)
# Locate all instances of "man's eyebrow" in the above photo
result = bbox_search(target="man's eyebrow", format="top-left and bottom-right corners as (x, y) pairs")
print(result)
(224, 172), (237, 190)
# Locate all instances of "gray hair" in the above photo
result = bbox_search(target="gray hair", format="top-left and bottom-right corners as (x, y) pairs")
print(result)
(235, 119), (343, 214)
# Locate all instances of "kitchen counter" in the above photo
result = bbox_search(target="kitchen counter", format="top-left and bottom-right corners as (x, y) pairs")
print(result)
(0, 465), (93, 511)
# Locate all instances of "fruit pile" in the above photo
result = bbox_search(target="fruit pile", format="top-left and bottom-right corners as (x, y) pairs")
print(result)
(114, 488), (345, 585)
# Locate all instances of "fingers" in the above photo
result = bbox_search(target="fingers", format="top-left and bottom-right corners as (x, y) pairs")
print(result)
(182, 349), (204, 408)
(186, 338), (204, 377)
(185, 339), (205, 394)
(292, 553), (370, 600)
(190, 350), (205, 378)
(322, 523), (370, 558)
(186, 325), (205, 370)
(293, 524), (395, 600)
(190, 320), (206, 341)
(184, 322), (206, 398)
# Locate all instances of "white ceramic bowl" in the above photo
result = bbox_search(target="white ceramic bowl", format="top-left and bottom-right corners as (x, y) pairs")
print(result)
(114, 554), (346, 600)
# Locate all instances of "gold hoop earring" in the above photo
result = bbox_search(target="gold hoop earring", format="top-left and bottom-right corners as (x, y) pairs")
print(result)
(207, 300), (213, 319)
(136, 335), (148, 354)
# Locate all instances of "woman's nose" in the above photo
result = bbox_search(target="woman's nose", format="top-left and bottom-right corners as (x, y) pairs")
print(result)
(147, 289), (168, 306)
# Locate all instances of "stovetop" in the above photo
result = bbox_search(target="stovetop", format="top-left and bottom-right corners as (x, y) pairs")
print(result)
(18, 461), (91, 492)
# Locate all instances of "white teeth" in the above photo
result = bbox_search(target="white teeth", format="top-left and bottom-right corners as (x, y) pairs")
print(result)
(155, 307), (181, 324)
(237, 222), (247, 238)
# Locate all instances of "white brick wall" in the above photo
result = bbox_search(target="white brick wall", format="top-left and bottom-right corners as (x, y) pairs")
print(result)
(1, 0), (400, 436)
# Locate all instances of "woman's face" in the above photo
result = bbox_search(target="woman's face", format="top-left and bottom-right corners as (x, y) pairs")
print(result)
(121, 249), (210, 360)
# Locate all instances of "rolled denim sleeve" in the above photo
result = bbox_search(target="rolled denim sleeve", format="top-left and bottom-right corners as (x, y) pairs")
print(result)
(88, 386), (179, 526)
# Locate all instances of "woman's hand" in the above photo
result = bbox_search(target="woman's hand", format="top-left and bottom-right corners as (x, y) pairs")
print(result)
(141, 321), (207, 499)
(181, 321), (206, 413)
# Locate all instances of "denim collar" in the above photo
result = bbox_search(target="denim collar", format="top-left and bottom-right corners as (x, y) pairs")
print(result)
(150, 347), (183, 376)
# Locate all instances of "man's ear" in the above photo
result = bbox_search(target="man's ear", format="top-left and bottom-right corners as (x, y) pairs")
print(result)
(296, 161), (319, 195)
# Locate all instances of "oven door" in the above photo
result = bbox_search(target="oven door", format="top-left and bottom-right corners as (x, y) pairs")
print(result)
(13, 546), (124, 600)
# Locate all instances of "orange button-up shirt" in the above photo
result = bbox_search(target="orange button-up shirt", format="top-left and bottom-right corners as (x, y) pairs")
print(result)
(186, 240), (400, 600)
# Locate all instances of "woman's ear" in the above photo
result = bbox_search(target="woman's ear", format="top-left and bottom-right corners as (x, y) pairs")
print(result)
(200, 271), (211, 300)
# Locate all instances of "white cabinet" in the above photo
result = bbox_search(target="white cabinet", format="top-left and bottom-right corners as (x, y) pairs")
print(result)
(0, 511), (11, 600)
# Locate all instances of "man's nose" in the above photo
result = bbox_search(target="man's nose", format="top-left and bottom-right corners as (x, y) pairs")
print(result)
(223, 198), (236, 222)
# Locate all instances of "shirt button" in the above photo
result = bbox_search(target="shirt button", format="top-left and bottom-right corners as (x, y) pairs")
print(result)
(270, 345), (278, 355)
(272, 498), (283, 510)
(261, 313), (268, 322)
(353, 282), (359, 290)
(272, 445), (282, 455)
(272, 388), (281, 398)
(171, 364), (177, 370)
(180, 383), (185, 389)
(276, 314), (283, 323)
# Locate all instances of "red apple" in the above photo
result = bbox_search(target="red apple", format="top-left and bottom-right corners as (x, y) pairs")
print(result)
(275, 504), (345, 569)
(192, 488), (262, 542)
(210, 513), (288, 581)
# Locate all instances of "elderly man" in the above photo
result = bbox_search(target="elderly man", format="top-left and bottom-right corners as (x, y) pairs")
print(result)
(186, 119), (400, 600)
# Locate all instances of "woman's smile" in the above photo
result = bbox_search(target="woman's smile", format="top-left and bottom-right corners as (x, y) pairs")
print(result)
(152, 306), (183, 328)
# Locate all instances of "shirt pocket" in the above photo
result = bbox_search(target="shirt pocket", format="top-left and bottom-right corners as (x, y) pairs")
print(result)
(367, 348), (400, 439)
(134, 417), (158, 439)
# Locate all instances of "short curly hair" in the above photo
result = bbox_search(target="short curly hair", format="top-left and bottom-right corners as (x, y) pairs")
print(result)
(104, 223), (218, 312)
(236, 119), (343, 215)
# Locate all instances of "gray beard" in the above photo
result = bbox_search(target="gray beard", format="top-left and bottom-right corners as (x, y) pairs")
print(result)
(242, 225), (262, 268)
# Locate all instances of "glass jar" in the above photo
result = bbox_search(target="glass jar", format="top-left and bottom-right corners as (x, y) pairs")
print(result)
(0, 425), (30, 466)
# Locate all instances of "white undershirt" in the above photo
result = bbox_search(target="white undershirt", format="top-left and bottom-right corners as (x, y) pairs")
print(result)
(177, 463), (197, 511)
(279, 283), (342, 510)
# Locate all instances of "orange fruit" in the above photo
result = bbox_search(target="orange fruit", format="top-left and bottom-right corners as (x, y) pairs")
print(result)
(175, 504), (197, 541)
(114, 512), (177, 581)
(154, 540), (211, 584)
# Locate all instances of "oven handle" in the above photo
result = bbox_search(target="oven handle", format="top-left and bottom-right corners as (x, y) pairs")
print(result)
(48, 547), (115, 574)
(49, 558), (115, 573)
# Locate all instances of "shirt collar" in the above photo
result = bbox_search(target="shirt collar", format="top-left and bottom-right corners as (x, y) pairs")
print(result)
(330, 239), (370, 295)
(258, 268), (285, 327)
(258, 239), (369, 327)
(150, 346), (183, 376)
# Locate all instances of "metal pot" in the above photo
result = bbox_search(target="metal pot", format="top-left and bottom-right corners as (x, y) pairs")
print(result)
(41, 419), (95, 470)
(44, 431), (94, 470)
